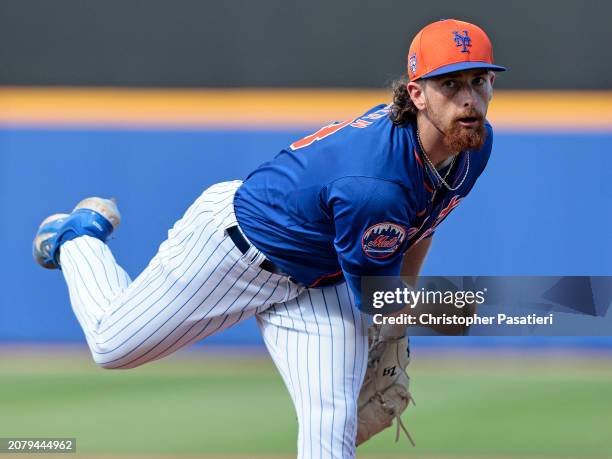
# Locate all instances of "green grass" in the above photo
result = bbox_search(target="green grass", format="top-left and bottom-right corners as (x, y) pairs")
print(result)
(0, 349), (611, 458)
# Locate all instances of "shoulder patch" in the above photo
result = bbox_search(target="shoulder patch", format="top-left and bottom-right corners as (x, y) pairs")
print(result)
(361, 222), (406, 259)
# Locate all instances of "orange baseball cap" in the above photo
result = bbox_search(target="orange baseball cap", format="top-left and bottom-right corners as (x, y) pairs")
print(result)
(408, 19), (506, 81)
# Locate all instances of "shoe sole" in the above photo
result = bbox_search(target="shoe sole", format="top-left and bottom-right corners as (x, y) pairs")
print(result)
(33, 213), (70, 269)
(74, 197), (121, 229)
(33, 197), (121, 270)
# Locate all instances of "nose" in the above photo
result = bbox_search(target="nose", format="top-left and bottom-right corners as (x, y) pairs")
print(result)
(461, 86), (477, 108)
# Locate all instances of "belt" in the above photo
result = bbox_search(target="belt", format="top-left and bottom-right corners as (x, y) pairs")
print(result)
(226, 225), (285, 275)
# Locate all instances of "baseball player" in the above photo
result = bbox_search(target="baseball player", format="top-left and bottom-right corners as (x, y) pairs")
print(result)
(33, 19), (504, 459)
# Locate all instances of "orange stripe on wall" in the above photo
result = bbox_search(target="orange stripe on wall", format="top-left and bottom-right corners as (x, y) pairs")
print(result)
(0, 87), (611, 130)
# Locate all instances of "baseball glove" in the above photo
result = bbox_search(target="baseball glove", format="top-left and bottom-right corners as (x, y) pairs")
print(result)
(356, 324), (415, 446)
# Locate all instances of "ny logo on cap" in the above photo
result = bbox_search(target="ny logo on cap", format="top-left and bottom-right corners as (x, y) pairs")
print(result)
(453, 30), (472, 53)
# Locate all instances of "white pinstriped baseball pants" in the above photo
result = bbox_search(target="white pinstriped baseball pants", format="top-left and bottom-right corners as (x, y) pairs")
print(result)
(59, 180), (369, 459)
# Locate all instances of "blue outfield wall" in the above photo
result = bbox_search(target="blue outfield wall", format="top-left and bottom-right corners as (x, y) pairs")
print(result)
(0, 128), (611, 347)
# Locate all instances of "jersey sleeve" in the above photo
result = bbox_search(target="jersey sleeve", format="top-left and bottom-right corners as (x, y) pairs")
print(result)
(323, 177), (412, 313)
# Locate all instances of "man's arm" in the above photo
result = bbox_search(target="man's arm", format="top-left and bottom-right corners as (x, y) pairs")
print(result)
(391, 236), (474, 335)
(327, 177), (412, 313)
(400, 237), (432, 288)
(374, 237), (433, 338)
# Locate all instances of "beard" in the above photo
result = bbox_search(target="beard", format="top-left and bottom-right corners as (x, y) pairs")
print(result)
(443, 114), (487, 152)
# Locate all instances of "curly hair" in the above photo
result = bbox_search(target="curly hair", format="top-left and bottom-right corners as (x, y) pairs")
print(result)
(388, 77), (419, 126)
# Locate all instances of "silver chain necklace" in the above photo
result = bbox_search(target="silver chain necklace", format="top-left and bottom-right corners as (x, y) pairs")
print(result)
(416, 129), (470, 192)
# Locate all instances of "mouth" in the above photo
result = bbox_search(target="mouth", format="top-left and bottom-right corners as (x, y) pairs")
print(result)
(457, 116), (481, 128)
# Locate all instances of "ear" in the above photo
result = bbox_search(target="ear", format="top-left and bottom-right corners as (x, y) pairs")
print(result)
(488, 71), (496, 101)
(407, 81), (427, 111)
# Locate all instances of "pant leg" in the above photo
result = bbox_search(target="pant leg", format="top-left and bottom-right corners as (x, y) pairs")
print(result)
(59, 181), (301, 369)
(257, 282), (369, 459)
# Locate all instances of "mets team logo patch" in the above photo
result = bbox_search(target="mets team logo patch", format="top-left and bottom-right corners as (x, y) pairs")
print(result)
(361, 222), (406, 259)
(409, 53), (417, 75)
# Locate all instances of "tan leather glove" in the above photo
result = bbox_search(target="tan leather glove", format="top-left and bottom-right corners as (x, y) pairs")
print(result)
(356, 324), (415, 446)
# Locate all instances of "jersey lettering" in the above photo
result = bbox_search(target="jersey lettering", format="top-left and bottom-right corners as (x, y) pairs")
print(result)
(290, 106), (392, 150)
(412, 195), (463, 245)
(290, 118), (355, 150)
(350, 119), (372, 129)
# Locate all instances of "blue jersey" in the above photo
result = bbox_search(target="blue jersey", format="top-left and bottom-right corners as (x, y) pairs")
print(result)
(233, 104), (493, 311)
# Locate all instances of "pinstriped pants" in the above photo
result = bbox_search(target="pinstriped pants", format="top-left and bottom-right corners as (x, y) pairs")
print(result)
(59, 180), (369, 459)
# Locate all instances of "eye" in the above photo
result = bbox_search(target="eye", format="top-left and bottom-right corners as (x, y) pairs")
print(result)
(442, 79), (456, 88)
(473, 76), (486, 86)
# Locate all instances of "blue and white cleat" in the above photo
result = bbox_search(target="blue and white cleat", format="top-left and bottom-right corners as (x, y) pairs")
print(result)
(33, 197), (121, 269)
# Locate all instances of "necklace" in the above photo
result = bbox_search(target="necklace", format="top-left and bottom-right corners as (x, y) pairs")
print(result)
(416, 129), (470, 192)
